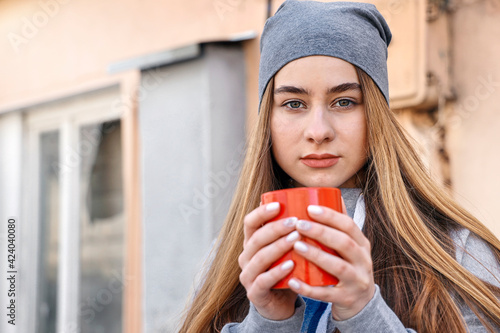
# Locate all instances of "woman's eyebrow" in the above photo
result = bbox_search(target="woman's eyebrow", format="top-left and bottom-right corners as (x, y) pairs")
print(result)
(327, 82), (361, 94)
(274, 83), (361, 95)
(274, 85), (310, 95)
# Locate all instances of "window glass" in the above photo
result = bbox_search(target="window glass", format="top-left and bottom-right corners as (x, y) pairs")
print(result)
(79, 120), (124, 333)
(38, 131), (60, 333)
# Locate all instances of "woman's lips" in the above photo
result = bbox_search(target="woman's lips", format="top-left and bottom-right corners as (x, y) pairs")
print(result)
(300, 154), (339, 168)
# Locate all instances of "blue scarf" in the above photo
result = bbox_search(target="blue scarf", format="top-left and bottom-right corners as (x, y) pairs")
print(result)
(301, 298), (329, 332)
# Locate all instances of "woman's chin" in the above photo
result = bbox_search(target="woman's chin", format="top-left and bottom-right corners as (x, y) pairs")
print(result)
(292, 178), (345, 189)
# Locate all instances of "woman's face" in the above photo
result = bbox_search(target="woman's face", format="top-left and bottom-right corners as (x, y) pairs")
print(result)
(271, 56), (368, 188)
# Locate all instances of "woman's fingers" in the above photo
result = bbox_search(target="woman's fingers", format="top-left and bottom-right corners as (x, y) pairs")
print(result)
(238, 203), (305, 321)
(244, 260), (298, 320)
(245, 260), (295, 300)
(276, 204), (376, 321)
(243, 202), (281, 243)
(239, 231), (299, 286)
(306, 205), (370, 250)
(239, 217), (298, 267)
(287, 277), (338, 302)
(287, 240), (375, 320)
(287, 277), (371, 316)
(295, 220), (370, 265)
(292, 240), (365, 283)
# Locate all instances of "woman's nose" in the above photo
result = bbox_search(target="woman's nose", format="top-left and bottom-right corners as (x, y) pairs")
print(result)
(303, 107), (335, 144)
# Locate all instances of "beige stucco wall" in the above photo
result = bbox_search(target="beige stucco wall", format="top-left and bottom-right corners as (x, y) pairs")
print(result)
(447, 1), (500, 237)
(0, 0), (266, 112)
(389, 2), (500, 238)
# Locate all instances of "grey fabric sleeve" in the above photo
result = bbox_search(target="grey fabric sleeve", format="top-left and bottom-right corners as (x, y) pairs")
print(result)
(453, 228), (500, 287)
(327, 229), (500, 333)
(327, 285), (416, 333)
(221, 297), (305, 333)
(453, 229), (500, 332)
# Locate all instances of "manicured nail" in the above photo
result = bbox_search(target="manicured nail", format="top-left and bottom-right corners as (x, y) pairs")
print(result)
(288, 278), (300, 290)
(286, 231), (300, 242)
(294, 241), (308, 253)
(308, 205), (323, 215)
(283, 217), (298, 227)
(281, 260), (294, 270)
(297, 220), (311, 230)
(266, 202), (280, 212)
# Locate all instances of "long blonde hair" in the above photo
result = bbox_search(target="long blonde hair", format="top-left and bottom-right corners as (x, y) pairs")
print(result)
(179, 68), (500, 333)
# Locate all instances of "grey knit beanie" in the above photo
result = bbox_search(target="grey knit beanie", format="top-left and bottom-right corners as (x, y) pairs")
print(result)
(258, 0), (392, 109)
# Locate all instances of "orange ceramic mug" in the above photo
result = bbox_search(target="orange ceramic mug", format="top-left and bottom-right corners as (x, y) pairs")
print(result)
(261, 187), (342, 289)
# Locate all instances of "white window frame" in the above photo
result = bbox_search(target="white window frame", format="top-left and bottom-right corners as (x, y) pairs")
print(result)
(21, 86), (123, 333)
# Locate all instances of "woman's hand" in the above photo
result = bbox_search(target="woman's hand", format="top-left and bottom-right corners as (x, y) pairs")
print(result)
(238, 202), (300, 320)
(287, 203), (375, 321)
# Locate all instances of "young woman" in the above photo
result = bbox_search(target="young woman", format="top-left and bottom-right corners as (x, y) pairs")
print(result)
(180, 1), (500, 332)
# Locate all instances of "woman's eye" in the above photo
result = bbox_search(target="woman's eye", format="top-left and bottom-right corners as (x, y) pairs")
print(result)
(285, 101), (304, 109)
(335, 99), (353, 107)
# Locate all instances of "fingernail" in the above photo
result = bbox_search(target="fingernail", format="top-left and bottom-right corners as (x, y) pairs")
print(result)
(294, 241), (308, 253)
(286, 231), (299, 242)
(283, 217), (298, 227)
(288, 278), (300, 290)
(266, 202), (280, 212)
(281, 260), (294, 270)
(308, 205), (323, 215)
(297, 220), (311, 230)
